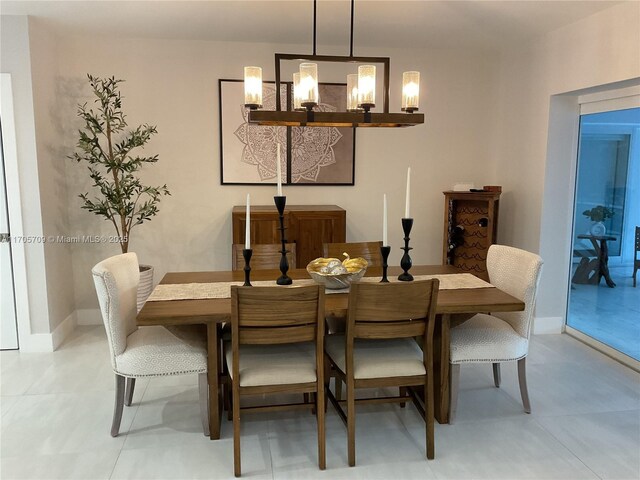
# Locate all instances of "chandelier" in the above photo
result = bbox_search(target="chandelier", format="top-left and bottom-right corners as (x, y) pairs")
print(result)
(243, 0), (424, 128)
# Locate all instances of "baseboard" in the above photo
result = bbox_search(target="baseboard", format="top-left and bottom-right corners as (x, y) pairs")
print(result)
(18, 333), (54, 352)
(533, 316), (564, 334)
(76, 308), (102, 325)
(51, 311), (77, 350)
(18, 311), (78, 352)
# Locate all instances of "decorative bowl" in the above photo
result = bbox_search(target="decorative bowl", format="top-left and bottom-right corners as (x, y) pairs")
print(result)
(306, 254), (368, 289)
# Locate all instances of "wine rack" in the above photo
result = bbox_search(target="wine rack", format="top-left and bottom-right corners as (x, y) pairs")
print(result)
(442, 191), (500, 280)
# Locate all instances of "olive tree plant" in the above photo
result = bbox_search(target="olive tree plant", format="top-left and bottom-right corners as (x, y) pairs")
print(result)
(70, 74), (170, 254)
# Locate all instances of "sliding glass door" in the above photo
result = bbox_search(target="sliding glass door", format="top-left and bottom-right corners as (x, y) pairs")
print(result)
(567, 107), (640, 361)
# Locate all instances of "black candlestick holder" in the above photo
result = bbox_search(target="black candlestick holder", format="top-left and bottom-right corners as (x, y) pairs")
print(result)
(398, 218), (414, 281)
(274, 195), (292, 285)
(380, 245), (391, 282)
(242, 248), (252, 286)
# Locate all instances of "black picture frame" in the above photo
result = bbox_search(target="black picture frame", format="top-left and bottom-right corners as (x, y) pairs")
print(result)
(219, 79), (356, 186)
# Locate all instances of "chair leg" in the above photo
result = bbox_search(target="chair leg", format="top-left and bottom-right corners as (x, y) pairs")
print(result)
(233, 380), (241, 477)
(317, 386), (326, 470)
(399, 386), (407, 408)
(347, 381), (356, 467)
(517, 358), (532, 414)
(492, 363), (501, 388)
(449, 364), (460, 424)
(633, 265), (637, 287)
(198, 372), (210, 437)
(111, 374), (126, 437)
(224, 379), (232, 421)
(124, 377), (136, 406)
(425, 376), (435, 460)
(323, 354), (331, 413)
(335, 378), (343, 401)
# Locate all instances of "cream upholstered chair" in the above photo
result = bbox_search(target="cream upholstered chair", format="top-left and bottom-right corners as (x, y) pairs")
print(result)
(449, 245), (543, 422)
(92, 253), (209, 437)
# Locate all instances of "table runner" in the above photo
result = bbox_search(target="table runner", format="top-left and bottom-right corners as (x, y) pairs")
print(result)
(147, 273), (492, 302)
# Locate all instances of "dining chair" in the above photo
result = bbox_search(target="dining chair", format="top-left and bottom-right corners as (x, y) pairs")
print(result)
(323, 241), (384, 398)
(633, 226), (639, 287)
(231, 243), (296, 271)
(227, 285), (326, 477)
(92, 252), (209, 437)
(449, 244), (543, 422)
(322, 241), (383, 267)
(325, 279), (440, 466)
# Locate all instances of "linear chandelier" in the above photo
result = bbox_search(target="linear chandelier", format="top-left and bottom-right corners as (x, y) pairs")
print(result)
(243, 0), (425, 128)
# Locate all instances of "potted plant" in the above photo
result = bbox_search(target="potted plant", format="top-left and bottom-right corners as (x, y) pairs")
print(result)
(70, 74), (170, 311)
(582, 205), (614, 236)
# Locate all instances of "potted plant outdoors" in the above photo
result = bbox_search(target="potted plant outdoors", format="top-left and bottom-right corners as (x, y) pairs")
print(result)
(582, 205), (614, 237)
(70, 74), (170, 311)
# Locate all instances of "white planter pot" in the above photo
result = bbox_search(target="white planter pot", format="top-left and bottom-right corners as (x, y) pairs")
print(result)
(590, 221), (606, 237)
(137, 264), (154, 313)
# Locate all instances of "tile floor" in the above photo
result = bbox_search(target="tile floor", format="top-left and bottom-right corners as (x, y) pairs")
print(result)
(1, 326), (639, 480)
(568, 265), (640, 360)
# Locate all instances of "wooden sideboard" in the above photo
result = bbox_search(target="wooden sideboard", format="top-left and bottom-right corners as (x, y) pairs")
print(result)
(232, 205), (346, 267)
(442, 191), (500, 280)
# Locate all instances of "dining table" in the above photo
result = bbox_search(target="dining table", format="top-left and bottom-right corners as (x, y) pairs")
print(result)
(136, 264), (525, 440)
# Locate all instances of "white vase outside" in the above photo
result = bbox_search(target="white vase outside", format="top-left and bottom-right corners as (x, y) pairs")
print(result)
(590, 221), (606, 237)
(137, 264), (154, 313)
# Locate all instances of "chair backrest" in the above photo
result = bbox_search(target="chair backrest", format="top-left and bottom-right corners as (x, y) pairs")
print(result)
(346, 280), (439, 342)
(91, 253), (140, 366)
(230, 285), (324, 346)
(635, 226), (640, 259)
(231, 243), (296, 271)
(322, 241), (383, 267)
(486, 245), (543, 340)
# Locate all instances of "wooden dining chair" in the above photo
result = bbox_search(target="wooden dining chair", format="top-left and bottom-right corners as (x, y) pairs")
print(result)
(227, 285), (326, 477)
(231, 243), (296, 270)
(325, 279), (440, 466)
(322, 241), (383, 267)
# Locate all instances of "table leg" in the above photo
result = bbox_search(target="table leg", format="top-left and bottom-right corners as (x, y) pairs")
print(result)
(207, 322), (221, 440)
(433, 313), (450, 424)
(599, 240), (616, 288)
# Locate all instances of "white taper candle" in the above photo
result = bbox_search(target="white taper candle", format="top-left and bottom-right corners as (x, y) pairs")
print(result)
(245, 193), (250, 249)
(276, 143), (283, 196)
(405, 167), (411, 218)
(383, 194), (388, 246)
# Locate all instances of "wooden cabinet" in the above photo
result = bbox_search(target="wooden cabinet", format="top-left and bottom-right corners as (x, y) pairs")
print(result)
(442, 191), (500, 280)
(232, 205), (346, 267)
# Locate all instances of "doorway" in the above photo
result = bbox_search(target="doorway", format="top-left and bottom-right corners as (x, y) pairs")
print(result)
(0, 115), (19, 350)
(567, 107), (640, 361)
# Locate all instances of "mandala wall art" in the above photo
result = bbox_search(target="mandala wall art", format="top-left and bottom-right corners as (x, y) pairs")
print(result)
(219, 79), (355, 185)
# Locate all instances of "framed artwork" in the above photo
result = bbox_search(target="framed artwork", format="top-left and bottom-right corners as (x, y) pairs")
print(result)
(219, 79), (355, 185)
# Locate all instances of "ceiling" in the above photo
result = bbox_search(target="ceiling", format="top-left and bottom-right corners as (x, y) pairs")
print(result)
(1, 0), (624, 52)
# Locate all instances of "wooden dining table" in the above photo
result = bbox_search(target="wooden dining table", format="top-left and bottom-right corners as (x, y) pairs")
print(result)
(137, 265), (524, 440)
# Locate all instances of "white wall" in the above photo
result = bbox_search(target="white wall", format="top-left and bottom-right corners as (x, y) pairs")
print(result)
(44, 34), (500, 317)
(493, 1), (640, 329)
(0, 16), (52, 343)
(28, 18), (77, 336)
